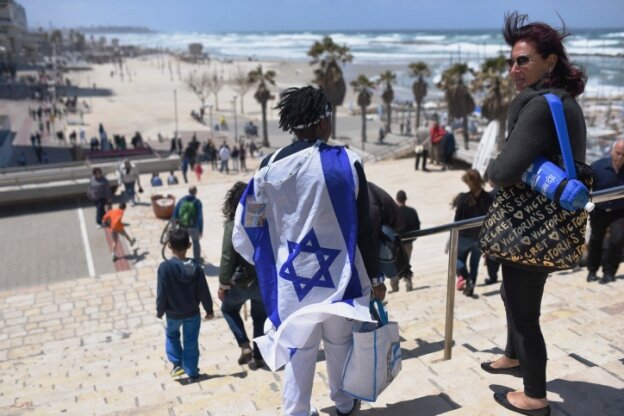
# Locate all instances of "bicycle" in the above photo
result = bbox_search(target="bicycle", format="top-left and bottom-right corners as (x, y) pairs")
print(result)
(160, 218), (181, 260)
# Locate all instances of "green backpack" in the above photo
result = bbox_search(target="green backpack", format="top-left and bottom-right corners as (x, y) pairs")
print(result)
(178, 199), (197, 227)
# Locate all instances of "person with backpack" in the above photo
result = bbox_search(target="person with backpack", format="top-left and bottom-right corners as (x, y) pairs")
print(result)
(218, 182), (267, 369)
(368, 182), (408, 293)
(173, 186), (203, 262)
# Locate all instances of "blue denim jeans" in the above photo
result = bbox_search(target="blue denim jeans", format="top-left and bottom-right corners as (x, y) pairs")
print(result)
(123, 181), (136, 203)
(221, 283), (266, 359)
(95, 198), (107, 225)
(219, 160), (229, 174)
(165, 314), (201, 377)
(186, 227), (201, 262)
(456, 236), (482, 283)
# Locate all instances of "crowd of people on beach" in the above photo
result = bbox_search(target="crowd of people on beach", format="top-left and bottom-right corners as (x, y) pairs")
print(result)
(171, 133), (258, 182)
(22, 92), (148, 166)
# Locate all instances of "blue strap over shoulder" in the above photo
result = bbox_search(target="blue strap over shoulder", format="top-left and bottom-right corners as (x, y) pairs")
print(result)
(543, 93), (577, 180)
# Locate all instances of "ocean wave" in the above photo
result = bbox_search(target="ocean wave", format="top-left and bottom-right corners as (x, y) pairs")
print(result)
(105, 30), (623, 92)
(603, 31), (624, 38)
(110, 31), (623, 59)
(569, 39), (621, 48)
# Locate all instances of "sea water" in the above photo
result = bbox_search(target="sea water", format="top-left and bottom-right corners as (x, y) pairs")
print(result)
(105, 28), (624, 98)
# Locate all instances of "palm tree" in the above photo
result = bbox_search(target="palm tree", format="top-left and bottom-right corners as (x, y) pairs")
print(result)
(308, 36), (353, 139)
(438, 63), (476, 150)
(408, 62), (431, 130)
(378, 70), (396, 133)
(50, 30), (64, 49)
(350, 75), (374, 147)
(472, 54), (514, 151)
(248, 65), (276, 147)
(74, 32), (87, 52)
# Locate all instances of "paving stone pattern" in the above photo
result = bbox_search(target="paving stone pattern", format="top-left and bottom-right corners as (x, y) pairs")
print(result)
(0, 158), (622, 415)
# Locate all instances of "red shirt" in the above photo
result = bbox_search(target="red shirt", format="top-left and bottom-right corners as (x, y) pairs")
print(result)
(430, 125), (446, 144)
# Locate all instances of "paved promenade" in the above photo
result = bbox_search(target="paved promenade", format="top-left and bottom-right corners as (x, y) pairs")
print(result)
(0, 157), (623, 415)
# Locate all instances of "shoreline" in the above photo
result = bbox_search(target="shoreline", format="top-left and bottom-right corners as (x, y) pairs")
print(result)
(0, 52), (621, 169)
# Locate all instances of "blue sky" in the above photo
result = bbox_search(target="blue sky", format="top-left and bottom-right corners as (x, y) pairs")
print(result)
(20, 0), (624, 31)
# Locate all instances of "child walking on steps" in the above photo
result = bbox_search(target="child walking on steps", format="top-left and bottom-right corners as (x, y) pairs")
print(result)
(102, 202), (136, 261)
(156, 228), (214, 382)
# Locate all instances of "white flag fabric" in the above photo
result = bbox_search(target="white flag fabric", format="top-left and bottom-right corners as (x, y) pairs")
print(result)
(232, 141), (373, 371)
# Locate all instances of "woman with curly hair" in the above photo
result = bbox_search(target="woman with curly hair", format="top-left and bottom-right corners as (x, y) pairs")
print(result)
(218, 181), (267, 369)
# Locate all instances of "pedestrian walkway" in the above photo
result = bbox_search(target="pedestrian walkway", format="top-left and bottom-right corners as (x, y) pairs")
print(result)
(0, 99), (75, 167)
(0, 157), (622, 415)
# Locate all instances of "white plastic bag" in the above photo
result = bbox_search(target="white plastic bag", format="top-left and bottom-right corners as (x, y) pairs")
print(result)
(340, 299), (402, 402)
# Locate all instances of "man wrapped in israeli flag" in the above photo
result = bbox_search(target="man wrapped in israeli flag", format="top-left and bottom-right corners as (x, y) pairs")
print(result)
(233, 86), (386, 416)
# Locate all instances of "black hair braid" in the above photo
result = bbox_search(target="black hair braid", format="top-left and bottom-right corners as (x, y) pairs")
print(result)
(276, 86), (329, 132)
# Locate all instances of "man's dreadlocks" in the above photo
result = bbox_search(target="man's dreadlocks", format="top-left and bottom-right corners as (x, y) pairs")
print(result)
(275, 86), (331, 133)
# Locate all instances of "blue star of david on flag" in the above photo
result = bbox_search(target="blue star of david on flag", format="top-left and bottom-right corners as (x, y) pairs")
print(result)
(279, 228), (341, 301)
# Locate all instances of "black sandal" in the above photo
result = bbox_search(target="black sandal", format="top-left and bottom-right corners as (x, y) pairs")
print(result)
(493, 390), (551, 416)
(480, 361), (522, 377)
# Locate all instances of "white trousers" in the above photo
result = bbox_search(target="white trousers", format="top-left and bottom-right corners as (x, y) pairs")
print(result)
(282, 316), (354, 416)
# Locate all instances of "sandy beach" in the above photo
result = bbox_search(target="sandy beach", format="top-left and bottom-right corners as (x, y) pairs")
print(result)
(61, 56), (415, 145)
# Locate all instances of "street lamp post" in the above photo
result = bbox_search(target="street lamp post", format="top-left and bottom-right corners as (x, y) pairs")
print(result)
(232, 95), (238, 143)
(174, 89), (178, 141)
(87, 75), (93, 112)
(207, 104), (214, 138)
(51, 43), (57, 142)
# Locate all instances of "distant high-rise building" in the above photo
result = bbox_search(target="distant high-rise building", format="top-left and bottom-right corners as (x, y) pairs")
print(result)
(0, 0), (28, 60)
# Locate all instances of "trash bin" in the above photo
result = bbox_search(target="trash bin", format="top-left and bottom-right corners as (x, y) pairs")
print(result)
(151, 194), (176, 219)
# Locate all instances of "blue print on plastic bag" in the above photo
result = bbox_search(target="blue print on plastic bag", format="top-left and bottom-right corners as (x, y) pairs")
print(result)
(387, 341), (401, 382)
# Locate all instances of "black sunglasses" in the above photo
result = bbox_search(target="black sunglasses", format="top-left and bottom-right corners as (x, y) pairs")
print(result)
(505, 55), (533, 69)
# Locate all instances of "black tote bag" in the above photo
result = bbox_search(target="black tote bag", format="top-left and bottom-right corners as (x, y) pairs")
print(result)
(478, 94), (592, 271)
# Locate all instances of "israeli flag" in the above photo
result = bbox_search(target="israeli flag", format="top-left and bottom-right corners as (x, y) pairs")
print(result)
(232, 141), (373, 371)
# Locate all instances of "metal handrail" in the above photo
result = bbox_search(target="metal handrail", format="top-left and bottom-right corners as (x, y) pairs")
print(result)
(363, 135), (415, 162)
(400, 184), (624, 360)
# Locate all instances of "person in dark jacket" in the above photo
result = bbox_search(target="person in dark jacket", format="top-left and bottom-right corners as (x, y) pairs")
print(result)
(586, 139), (624, 284)
(218, 182), (267, 369)
(396, 190), (420, 291)
(483, 12), (587, 416)
(156, 228), (214, 381)
(87, 167), (113, 227)
(442, 128), (456, 169)
(452, 169), (493, 297)
(368, 182), (407, 293)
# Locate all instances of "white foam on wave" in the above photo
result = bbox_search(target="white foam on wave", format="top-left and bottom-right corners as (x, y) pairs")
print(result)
(603, 31), (624, 38)
(106, 30), (623, 92)
(569, 39), (620, 48)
